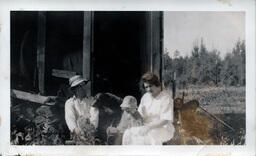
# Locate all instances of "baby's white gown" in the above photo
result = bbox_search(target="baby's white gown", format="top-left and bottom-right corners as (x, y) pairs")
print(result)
(122, 90), (175, 145)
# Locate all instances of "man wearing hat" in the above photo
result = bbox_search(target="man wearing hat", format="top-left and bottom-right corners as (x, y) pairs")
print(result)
(65, 75), (99, 135)
(106, 96), (143, 144)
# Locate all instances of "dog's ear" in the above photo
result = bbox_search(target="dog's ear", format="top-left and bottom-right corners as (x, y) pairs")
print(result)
(174, 98), (183, 109)
(95, 92), (104, 99)
(182, 100), (199, 110)
(93, 92), (112, 108)
(92, 93), (104, 108)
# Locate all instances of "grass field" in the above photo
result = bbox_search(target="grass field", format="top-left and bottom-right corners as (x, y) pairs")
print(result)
(175, 86), (245, 114)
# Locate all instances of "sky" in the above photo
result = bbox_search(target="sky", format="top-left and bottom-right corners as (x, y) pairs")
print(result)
(164, 12), (245, 58)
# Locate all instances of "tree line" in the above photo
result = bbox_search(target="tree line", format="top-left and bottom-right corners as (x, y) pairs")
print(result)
(163, 39), (245, 89)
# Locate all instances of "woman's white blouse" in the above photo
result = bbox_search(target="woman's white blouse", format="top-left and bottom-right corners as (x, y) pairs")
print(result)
(138, 90), (174, 124)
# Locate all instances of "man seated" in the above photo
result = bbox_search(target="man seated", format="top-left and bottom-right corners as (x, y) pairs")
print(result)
(106, 96), (143, 145)
(65, 75), (99, 144)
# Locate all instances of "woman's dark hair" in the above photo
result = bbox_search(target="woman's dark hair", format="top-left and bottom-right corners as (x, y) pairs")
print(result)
(140, 72), (161, 91)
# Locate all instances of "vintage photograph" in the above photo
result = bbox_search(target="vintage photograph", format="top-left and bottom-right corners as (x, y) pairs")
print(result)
(10, 11), (245, 145)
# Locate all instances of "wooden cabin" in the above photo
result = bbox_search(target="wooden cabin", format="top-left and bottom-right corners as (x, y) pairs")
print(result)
(11, 11), (163, 100)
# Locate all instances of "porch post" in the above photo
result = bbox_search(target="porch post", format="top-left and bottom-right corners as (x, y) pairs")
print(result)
(83, 11), (93, 96)
(146, 11), (163, 80)
(37, 11), (46, 95)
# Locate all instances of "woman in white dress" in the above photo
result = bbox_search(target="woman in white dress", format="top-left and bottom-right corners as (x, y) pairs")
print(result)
(122, 73), (175, 145)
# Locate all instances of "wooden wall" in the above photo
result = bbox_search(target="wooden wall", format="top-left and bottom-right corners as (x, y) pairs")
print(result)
(22, 11), (163, 96)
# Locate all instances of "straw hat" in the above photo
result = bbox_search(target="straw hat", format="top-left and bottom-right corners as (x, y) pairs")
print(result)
(69, 75), (88, 88)
(120, 96), (137, 108)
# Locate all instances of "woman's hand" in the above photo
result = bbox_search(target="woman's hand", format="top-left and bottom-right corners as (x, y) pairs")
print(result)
(139, 126), (150, 136)
(107, 127), (119, 134)
(139, 120), (169, 136)
(74, 127), (81, 135)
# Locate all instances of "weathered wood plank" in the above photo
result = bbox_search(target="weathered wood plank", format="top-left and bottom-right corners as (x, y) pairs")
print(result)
(141, 12), (152, 74)
(83, 12), (92, 96)
(11, 89), (56, 105)
(37, 12), (46, 95)
(52, 69), (76, 79)
(151, 12), (162, 79)
(143, 11), (163, 80)
(160, 12), (164, 82)
(91, 12), (95, 95)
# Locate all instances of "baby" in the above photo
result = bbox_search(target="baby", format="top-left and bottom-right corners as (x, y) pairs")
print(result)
(106, 96), (143, 145)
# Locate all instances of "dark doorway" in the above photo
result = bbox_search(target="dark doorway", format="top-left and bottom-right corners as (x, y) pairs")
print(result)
(45, 11), (83, 95)
(11, 11), (38, 93)
(93, 12), (146, 99)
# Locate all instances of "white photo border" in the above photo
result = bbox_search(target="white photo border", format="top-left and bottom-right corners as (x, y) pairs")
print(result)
(0, 0), (255, 156)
